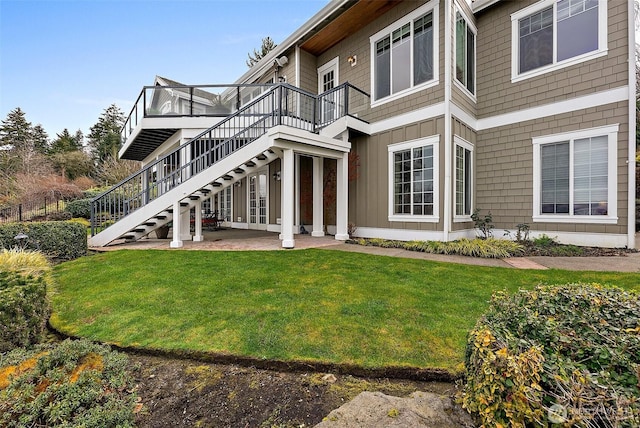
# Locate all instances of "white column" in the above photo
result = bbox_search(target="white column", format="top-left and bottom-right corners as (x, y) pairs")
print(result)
(180, 205), (192, 241)
(170, 200), (183, 248)
(335, 152), (349, 241)
(281, 149), (295, 248)
(311, 157), (324, 237)
(193, 199), (204, 242)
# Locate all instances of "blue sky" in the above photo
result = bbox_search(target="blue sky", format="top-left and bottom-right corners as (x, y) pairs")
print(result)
(0, 0), (327, 139)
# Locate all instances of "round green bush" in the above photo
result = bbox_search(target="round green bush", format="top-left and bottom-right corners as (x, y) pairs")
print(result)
(462, 284), (640, 427)
(65, 198), (92, 219)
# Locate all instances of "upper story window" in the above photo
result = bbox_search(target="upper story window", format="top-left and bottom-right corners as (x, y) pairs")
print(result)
(388, 136), (440, 222)
(455, 8), (476, 96)
(370, 1), (439, 106)
(532, 124), (618, 224)
(511, 0), (607, 82)
(454, 137), (473, 219)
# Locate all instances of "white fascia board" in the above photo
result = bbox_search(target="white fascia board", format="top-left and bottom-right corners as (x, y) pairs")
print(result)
(233, 0), (352, 85)
(471, 0), (501, 13)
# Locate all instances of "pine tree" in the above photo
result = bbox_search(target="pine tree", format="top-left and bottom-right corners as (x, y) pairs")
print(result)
(246, 37), (277, 68)
(87, 104), (125, 162)
(0, 107), (33, 151)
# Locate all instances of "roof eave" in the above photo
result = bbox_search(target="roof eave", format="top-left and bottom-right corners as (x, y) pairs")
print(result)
(233, 0), (352, 84)
(471, 0), (501, 13)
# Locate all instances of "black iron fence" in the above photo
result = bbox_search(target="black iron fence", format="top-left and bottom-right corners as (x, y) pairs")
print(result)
(0, 197), (67, 223)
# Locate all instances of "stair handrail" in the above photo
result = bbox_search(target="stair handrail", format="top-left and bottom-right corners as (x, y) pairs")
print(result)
(91, 82), (368, 236)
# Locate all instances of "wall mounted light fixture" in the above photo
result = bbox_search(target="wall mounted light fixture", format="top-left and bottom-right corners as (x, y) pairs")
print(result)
(347, 54), (357, 67)
(272, 171), (281, 181)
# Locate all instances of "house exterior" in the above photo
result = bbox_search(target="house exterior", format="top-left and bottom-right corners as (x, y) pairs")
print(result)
(89, 0), (637, 250)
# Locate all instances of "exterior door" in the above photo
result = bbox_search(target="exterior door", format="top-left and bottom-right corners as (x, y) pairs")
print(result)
(248, 171), (268, 230)
(317, 58), (340, 126)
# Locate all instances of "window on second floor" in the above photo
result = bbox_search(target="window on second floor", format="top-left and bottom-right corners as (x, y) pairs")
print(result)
(511, 0), (606, 82)
(370, 1), (439, 105)
(455, 9), (476, 96)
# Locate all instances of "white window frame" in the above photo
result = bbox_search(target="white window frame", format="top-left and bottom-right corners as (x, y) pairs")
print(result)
(370, 0), (440, 107)
(454, 136), (473, 222)
(388, 135), (440, 222)
(532, 124), (618, 224)
(510, 0), (607, 83)
(453, 3), (477, 100)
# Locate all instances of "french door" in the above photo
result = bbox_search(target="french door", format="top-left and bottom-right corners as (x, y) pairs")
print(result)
(248, 171), (268, 230)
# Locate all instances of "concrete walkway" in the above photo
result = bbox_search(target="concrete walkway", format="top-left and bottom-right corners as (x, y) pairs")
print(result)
(93, 229), (640, 273)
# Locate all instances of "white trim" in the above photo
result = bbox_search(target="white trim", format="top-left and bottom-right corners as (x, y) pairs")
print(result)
(453, 135), (473, 221)
(450, 102), (477, 129)
(453, 1), (477, 100)
(294, 46), (300, 87)
(369, 0), (440, 107)
(471, 0), (501, 13)
(443, 0), (452, 242)
(370, 102), (445, 134)
(501, 229), (629, 248)
(510, 0), (608, 83)
(352, 226), (476, 242)
(532, 124), (619, 224)
(477, 86), (628, 131)
(387, 135), (440, 223)
(627, 0), (636, 249)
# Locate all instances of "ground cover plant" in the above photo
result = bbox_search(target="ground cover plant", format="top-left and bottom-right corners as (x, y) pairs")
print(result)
(462, 284), (640, 427)
(50, 249), (640, 372)
(0, 338), (138, 427)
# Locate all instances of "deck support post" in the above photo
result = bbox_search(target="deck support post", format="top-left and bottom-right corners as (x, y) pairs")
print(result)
(311, 156), (324, 237)
(281, 148), (295, 248)
(193, 199), (204, 242)
(335, 151), (349, 241)
(170, 200), (183, 248)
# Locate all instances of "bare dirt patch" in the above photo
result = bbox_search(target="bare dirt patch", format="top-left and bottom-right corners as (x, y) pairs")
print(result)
(129, 353), (460, 428)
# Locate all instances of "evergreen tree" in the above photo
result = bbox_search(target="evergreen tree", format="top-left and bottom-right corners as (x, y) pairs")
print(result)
(246, 36), (277, 68)
(50, 128), (83, 154)
(87, 104), (125, 162)
(31, 124), (50, 154)
(0, 107), (32, 151)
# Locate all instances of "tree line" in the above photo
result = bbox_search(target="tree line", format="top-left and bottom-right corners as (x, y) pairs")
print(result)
(0, 104), (140, 207)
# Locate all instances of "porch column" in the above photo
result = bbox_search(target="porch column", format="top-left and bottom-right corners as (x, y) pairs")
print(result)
(335, 152), (349, 241)
(193, 199), (204, 242)
(170, 200), (183, 248)
(180, 206), (192, 241)
(281, 148), (295, 248)
(311, 157), (324, 237)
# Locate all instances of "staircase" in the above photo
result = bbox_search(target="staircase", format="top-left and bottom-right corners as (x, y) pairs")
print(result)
(89, 83), (368, 247)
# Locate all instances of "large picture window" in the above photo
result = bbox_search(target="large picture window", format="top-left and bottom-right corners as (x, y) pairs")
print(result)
(388, 136), (439, 222)
(532, 125), (618, 224)
(371, 1), (439, 104)
(455, 8), (475, 95)
(511, 0), (606, 81)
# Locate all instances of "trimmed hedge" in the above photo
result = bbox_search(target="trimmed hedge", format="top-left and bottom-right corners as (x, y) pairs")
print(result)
(0, 221), (87, 260)
(64, 198), (92, 219)
(461, 284), (640, 427)
(0, 270), (50, 352)
(0, 339), (138, 427)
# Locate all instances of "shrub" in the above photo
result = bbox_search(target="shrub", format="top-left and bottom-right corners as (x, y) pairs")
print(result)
(0, 339), (138, 427)
(471, 209), (494, 239)
(48, 211), (72, 221)
(0, 249), (51, 352)
(352, 237), (523, 258)
(65, 197), (92, 219)
(0, 221), (87, 260)
(462, 284), (640, 427)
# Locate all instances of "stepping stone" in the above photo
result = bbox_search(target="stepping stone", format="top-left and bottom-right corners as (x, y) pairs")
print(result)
(502, 257), (548, 270)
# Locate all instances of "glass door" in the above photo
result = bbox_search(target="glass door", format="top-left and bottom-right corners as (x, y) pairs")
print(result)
(248, 171), (268, 230)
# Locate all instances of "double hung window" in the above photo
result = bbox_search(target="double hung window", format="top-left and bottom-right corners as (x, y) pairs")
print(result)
(533, 125), (618, 223)
(388, 136), (439, 222)
(371, 1), (438, 104)
(512, 0), (606, 81)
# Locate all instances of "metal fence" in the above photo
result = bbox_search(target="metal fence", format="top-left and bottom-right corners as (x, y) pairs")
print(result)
(0, 197), (67, 223)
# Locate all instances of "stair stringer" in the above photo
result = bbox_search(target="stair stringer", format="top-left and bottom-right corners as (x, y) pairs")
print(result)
(89, 135), (274, 247)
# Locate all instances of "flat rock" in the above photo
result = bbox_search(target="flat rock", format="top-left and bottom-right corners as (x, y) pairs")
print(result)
(315, 391), (475, 428)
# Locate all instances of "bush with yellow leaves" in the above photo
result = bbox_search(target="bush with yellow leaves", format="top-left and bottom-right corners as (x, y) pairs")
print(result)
(461, 284), (640, 427)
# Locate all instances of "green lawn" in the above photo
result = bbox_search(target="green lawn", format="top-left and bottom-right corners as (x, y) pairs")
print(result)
(50, 249), (640, 373)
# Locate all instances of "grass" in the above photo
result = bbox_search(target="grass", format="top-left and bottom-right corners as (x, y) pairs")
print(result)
(50, 249), (640, 372)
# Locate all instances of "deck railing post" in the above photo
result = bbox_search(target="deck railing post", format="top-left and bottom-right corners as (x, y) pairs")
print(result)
(18, 204), (22, 222)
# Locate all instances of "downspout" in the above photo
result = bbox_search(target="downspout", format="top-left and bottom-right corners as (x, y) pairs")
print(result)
(443, 0), (453, 242)
(627, 0), (637, 249)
